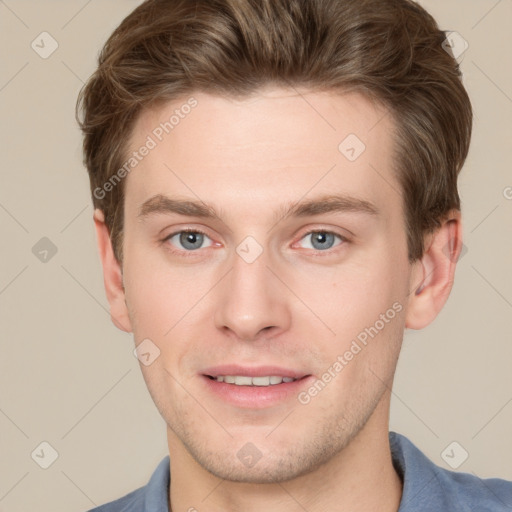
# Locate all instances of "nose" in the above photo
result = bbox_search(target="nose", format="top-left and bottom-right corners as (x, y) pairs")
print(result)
(214, 248), (291, 342)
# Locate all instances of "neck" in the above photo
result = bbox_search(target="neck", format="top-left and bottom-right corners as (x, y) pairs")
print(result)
(167, 399), (402, 512)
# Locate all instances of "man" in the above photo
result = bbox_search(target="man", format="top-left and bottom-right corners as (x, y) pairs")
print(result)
(76, 0), (512, 510)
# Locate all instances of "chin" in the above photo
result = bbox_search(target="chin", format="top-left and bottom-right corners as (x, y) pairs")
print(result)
(180, 426), (351, 484)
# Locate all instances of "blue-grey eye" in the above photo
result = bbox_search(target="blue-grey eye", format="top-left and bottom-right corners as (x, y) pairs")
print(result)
(299, 231), (342, 251)
(168, 231), (212, 251)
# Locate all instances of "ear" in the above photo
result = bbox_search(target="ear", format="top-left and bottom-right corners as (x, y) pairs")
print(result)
(93, 209), (132, 333)
(405, 210), (463, 330)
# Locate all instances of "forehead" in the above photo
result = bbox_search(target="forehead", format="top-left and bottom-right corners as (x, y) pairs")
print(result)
(125, 87), (399, 218)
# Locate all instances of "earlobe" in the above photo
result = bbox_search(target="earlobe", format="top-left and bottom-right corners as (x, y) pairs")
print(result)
(405, 211), (463, 330)
(93, 209), (132, 333)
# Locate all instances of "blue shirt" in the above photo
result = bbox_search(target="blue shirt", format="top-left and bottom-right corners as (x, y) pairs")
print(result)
(88, 432), (512, 511)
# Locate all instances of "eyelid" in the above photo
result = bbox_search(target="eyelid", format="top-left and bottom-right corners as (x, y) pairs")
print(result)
(160, 226), (350, 256)
(161, 225), (215, 241)
(292, 228), (349, 252)
(161, 227), (218, 255)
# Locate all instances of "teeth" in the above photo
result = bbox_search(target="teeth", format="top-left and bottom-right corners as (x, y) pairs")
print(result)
(252, 376), (271, 386)
(235, 376), (252, 386)
(214, 375), (297, 386)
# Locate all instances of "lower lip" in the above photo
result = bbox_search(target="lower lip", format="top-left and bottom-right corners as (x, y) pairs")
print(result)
(201, 375), (314, 408)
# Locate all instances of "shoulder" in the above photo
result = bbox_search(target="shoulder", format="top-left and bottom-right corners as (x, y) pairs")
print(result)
(87, 487), (145, 511)
(86, 455), (170, 512)
(390, 432), (512, 512)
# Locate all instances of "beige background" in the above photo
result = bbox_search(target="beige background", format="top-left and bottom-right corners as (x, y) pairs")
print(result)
(0, 0), (511, 510)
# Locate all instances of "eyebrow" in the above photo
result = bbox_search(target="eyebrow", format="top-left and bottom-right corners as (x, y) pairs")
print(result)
(137, 193), (379, 222)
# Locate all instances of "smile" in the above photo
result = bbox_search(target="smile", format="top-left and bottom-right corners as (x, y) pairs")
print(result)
(207, 375), (298, 386)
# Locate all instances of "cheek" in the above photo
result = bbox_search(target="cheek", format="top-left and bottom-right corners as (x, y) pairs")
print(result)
(123, 248), (218, 369)
(292, 255), (403, 335)
(124, 274), (171, 339)
(289, 249), (408, 393)
(123, 246), (203, 331)
(311, 300), (405, 413)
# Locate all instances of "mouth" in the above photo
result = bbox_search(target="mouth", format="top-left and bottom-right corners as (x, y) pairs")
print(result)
(200, 365), (313, 408)
(205, 375), (301, 386)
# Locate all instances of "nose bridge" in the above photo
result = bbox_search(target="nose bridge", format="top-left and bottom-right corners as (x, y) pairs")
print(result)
(214, 244), (290, 340)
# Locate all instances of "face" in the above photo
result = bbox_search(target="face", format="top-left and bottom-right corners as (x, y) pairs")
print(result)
(117, 88), (416, 483)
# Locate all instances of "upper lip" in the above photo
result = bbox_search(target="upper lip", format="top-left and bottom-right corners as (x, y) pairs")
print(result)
(201, 365), (309, 379)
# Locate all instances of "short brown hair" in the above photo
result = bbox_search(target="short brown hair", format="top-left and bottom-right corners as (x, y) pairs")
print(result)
(76, 0), (472, 263)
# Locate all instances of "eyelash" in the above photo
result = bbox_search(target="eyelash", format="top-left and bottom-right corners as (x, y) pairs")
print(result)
(161, 228), (212, 258)
(161, 228), (348, 257)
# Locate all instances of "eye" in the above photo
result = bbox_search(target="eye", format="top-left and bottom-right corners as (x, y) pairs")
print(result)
(298, 231), (345, 251)
(165, 230), (213, 251)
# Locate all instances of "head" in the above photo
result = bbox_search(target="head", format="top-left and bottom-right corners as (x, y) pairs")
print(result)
(77, 0), (471, 483)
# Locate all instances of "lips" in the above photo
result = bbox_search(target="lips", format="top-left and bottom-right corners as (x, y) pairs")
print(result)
(208, 375), (297, 386)
(202, 365), (308, 382)
(200, 365), (314, 408)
